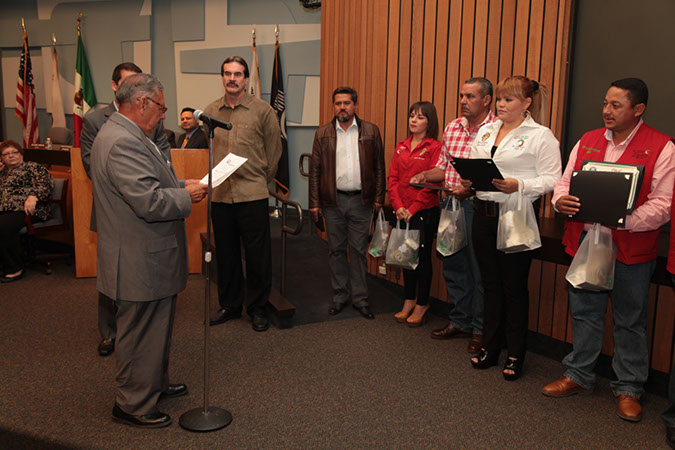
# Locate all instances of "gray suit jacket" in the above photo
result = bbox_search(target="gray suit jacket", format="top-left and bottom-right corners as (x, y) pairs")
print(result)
(90, 112), (192, 302)
(81, 102), (170, 178)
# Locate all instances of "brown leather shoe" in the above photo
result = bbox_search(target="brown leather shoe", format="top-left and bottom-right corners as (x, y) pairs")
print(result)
(541, 376), (592, 397)
(467, 334), (482, 354)
(431, 323), (471, 340)
(617, 395), (642, 422)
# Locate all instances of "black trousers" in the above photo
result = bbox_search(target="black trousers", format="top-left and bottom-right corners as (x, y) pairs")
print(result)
(397, 207), (439, 307)
(472, 206), (534, 359)
(0, 211), (27, 274)
(211, 200), (272, 317)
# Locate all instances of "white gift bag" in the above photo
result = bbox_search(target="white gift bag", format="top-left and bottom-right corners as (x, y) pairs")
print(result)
(437, 197), (467, 257)
(368, 209), (390, 258)
(385, 221), (420, 270)
(565, 223), (617, 291)
(496, 193), (541, 253)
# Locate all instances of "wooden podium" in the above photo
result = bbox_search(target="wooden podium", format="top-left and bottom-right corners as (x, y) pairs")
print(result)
(70, 147), (209, 278)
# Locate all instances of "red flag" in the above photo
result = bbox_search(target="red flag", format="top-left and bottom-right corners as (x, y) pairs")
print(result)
(15, 29), (40, 147)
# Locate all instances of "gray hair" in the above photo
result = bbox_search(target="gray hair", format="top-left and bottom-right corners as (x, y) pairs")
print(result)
(465, 77), (493, 98)
(115, 73), (163, 106)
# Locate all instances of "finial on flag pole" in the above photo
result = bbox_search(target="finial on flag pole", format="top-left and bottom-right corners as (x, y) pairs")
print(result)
(77, 13), (83, 35)
(275, 24), (279, 44)
(252, 24), (256, 45)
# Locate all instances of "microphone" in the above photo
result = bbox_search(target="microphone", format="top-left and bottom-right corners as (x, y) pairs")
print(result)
(193, 109), (233, 131)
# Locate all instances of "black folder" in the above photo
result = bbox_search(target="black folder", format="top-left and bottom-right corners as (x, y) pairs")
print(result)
(568, 170), (633, 226)
(408, 182), (451, 192)
(449, 158), (504, 191)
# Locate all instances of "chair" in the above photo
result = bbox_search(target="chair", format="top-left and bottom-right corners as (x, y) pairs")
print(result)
(47, 127), (74, 146)
(22, 178), (72, 274)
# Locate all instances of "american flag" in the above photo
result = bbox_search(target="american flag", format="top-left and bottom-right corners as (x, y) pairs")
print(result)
(15, 29), (40, 147)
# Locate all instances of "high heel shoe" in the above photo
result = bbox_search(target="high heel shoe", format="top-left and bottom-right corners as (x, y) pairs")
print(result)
(406, 304), (429, 327)
(394, 299), (417, 323)
(503, 356), (524, 381)
(471, 348), (499, 369)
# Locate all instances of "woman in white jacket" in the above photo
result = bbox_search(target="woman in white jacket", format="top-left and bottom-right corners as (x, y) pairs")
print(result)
(467, 76), (562, 380)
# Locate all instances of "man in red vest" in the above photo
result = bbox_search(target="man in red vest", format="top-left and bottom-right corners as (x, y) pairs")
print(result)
(541, 78), (675, 422)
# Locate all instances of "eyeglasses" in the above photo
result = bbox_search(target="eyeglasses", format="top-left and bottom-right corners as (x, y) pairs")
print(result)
(139, 96), (168, 113)
(1, 151), (20, 157)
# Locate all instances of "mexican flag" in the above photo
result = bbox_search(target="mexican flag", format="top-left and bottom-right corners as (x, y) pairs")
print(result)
(73, 32), (96, 148)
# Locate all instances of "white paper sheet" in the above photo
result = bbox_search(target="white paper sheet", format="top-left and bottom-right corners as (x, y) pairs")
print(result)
(200, 153), (248, 187)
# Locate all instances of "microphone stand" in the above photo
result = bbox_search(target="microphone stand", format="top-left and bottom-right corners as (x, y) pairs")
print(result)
(179, 126), (232, 432)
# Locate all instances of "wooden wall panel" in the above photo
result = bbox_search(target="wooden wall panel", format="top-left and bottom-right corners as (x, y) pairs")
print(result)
(421, 0), (438, 103)
(537, 261), (557, 335)
(498, 0), (517, 82)
(384, 0), (402, 156)
(528, 259), (542, 331)
(408, 0), (425, 107)
(551, 265), (569, 342)
(485, 0), (503, 86)
(432, 1), (450, 125)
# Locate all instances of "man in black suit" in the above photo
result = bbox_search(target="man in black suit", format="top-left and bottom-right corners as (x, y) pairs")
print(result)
(81, 62), (171, 358)
(176, 107), (208, 149)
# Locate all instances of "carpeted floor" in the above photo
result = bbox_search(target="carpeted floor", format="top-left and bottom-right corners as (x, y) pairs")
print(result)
(0, 261), (670, 449)
(269, 214), (404, 325)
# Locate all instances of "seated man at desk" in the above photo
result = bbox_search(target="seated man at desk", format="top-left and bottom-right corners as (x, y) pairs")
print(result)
(176, 107), (208, 149)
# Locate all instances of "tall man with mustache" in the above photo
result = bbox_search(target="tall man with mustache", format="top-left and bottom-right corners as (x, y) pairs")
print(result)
(542, 78), (675, 422)
(309, 86), (386, 319)
(205, 56), (282, 332)
(410, 78), (497, 353)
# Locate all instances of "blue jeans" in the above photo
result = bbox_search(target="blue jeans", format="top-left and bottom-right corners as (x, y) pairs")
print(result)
(662, 274), (675, 427)
(563, 253), (656, 398)
(442, 198), (483, 334)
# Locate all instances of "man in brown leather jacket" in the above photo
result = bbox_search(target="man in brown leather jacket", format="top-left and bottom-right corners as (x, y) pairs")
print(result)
(309, 86), (385, 319)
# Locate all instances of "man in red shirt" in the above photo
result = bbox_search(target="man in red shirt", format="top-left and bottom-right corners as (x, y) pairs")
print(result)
(542, 78), (675, 422)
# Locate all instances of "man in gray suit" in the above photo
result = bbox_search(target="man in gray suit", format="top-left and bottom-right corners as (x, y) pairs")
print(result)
(91, 73), (207, 428)
(81, 62), (171, 358)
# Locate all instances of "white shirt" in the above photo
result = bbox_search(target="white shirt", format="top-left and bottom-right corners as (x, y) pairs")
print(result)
(470, 114), (562, 202)
(335, 117), (361, 191)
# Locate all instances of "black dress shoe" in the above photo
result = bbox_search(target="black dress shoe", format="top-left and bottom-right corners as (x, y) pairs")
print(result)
(252, 314), (269, 332)
(112, 404), (172, 428)
(328, 303), (346, 315)
(1, 270), (24, 283)
(159, 383), (188, 400)
(353, 304), (375, 320)
(667, 426), (675, 449)
(98, 338), (115, 357)
(209, 307), (242, 326)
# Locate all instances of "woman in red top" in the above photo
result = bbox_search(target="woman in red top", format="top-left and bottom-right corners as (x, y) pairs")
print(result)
(388, 101), (442, 326)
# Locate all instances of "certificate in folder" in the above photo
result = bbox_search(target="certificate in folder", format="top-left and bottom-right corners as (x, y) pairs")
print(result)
(580, 160), (644, 213)
(569, 170), (633, 226)
(449, 158), (504, 192)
